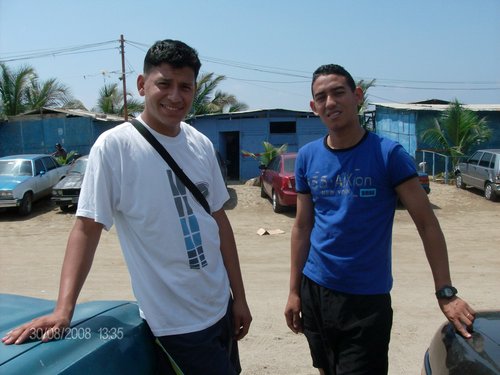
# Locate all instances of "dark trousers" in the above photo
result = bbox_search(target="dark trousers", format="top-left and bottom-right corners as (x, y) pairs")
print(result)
(153, 301), (240, 375)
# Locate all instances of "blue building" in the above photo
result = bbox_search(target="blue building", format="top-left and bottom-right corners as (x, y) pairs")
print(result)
(189, 109), (326, 181)
(0, 108), (124, 157)
(373, 102), (500, 174)
(374, 102), (500, 154)
(3, 103), (499, 182)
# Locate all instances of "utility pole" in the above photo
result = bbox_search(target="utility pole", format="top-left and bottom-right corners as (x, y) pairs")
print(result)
(120, 34), (128, 121)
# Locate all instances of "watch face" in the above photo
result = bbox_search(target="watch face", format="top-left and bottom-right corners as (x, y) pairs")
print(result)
(443, 288), (454, 297)
(437, 286), (457, 299)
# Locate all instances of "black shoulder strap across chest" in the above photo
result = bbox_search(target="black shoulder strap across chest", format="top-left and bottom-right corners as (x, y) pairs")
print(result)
(130, 118), (211, 214)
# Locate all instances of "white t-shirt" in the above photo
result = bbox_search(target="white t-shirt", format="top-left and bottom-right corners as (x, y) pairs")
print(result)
(76, 117), (230, 336)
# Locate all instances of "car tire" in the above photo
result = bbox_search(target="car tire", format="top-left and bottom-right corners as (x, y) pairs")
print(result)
(455, 174), (466, 189)
(260, 183), (267, 198)
(18, 192), (33, 216)
(60, 204), (73, 212)
(484, 182), (497, 201)
(272, 190), (284, 213)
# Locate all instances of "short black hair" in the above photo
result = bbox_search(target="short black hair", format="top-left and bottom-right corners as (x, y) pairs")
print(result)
(143, 39), (201, 80)
(311, 64), (356, 94)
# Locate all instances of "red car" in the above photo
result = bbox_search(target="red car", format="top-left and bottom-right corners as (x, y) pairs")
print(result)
(260, 152), (297, 213)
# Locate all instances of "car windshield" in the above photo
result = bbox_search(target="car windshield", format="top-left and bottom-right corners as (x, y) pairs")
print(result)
(283, 157), (296, 173)
(0, 160), (33, 176)
(68, 159), (88, 174)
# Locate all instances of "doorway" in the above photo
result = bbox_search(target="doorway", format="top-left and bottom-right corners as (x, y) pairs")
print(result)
(220, 132), (240, 181)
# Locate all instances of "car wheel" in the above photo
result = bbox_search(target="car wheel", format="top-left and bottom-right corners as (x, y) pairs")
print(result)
(18, 192), (33, 216)
(60, 204), (73, 212)
(272, 190), (284, 213)
(260, 183), (267, 198)
(455, 174), (466, 189)
(484, 182), (497, 201)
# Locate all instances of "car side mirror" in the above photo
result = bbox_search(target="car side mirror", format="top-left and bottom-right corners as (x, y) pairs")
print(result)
(258, 164), (267, 170)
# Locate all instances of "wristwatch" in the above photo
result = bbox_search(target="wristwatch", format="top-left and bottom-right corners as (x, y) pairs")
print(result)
(435, 285), (458, 299)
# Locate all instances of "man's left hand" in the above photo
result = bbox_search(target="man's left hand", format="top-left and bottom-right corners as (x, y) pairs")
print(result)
(438, 297), (475, 338)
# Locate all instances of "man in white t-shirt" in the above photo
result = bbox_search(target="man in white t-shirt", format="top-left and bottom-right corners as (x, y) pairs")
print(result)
(3, 39), (252, 374)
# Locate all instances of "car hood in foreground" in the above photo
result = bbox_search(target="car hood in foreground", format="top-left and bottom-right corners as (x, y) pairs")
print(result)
(427, 311), (500, 374)
(53, 173), (84, 189)
(0, 175), (30, 189)
(0, 294), (156, 374)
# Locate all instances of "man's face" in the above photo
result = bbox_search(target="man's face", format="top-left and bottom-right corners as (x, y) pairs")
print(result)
(137, 63), (196, 136)
(310, 74), (363, 132)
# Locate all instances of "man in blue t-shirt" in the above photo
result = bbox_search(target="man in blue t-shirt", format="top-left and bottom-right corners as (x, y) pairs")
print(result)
(284, 64), (475, 375)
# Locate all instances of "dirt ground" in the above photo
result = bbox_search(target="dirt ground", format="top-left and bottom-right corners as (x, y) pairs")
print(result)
(1, 181), (499, 374)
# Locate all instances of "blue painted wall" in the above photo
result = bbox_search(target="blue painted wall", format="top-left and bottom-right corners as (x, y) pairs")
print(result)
(0, 115), (120, 157)
(190, 110), (326, 181)
(375, 106), (500, 173)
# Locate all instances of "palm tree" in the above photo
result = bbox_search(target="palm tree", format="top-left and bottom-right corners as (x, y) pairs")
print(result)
(357, 78), (376, 114)
(0, 63), (35, 116)
(25, 77), (73, 111)
(1, 63), (79, 116)
(422, 99), (491, 162)
(94, 83), (144, 116)
(189, 73), (248, 117)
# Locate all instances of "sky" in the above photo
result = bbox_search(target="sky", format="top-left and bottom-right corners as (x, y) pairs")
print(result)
(1, 0), (499, 113)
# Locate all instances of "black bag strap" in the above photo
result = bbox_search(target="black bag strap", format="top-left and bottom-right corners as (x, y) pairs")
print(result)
(130, 119), (211, 214)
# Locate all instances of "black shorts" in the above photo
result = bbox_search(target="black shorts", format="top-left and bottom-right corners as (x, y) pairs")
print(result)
(301, 275), (393, 375)
(153, 300), (240, 375)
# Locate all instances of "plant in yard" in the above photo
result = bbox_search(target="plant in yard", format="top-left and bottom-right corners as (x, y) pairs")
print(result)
(54, 151), (76, 165)
(241, 142), (288, 167)
(422, 99), (491, 165)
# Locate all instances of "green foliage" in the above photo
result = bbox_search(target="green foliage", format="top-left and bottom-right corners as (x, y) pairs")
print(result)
(1, 63), (78, 116)
(241, 142), (288, 167)
(0, 63), (35, 116)
(55, 151), (76, 165)
(357, 78), (376, 114)
(189, 73), (248, 117)
(422, 99), (491, 162)
(93, 83), (144, 116)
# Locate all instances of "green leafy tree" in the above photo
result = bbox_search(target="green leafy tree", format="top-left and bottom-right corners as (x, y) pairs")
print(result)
(1, 63), (80, 116)
(189, 73), (248, 117)
(26, 77), (73, 111)
(241, 142), (288, 167)
(357, 78), (376, 114)
(0, 63), (35, 116)
(422, 99), (491, 162)
(94, 83), (144, 116)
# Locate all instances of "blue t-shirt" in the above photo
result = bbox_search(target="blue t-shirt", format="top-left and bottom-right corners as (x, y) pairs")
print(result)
(296, 131), (417, 294)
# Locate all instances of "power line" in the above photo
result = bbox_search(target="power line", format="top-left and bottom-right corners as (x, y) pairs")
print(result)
(2, 39), (499, 97)
(0, 40), (118, 63)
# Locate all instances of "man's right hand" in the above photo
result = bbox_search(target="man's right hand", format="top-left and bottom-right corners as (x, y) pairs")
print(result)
(2, 312), (71, 345)
(284, 292), (303, 334)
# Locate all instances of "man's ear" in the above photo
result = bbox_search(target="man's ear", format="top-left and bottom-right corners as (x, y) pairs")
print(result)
(310, 99), (318, 115)
(355, 87), (364, 106)
(137, 75), (145, 97)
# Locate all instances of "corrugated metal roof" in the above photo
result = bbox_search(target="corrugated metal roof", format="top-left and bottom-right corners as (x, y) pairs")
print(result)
(15, 107), (127, 122)
(190, 108), (317, 120)
(372, 103), (500, 112)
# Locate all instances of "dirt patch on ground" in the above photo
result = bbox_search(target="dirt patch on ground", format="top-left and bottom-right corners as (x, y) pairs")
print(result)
(1, 181), (499, 374)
